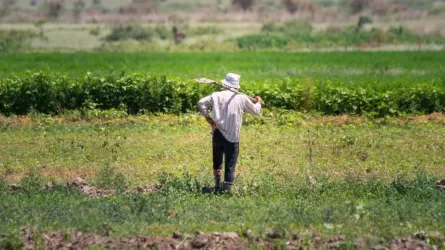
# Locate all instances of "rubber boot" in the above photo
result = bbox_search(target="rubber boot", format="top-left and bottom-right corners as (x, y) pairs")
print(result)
(214, 175), (222, 194)
(222, 181), (233, 193)
(201, 170), (222, 194)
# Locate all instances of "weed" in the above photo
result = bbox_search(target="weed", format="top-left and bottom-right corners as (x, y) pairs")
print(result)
(0, 234), (24, 250)
(0, 174), (7, 193)
(95, 164), (128, 193)
(20, 167), (43, 193)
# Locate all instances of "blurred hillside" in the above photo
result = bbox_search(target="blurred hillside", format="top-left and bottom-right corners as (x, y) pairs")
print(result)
(0, 0), (444, 23)
(0, 0), (444, 52)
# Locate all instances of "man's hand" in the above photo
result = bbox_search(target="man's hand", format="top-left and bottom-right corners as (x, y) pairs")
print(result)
(205, 116), (216, 128)
(254, 96), (263, 104)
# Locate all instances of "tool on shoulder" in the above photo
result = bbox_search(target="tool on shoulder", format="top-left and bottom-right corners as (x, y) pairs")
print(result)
(194, 77), (264, 104)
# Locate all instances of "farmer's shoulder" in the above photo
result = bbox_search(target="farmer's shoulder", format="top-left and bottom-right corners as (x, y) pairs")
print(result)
(235, 93), (250, 102)
(212, 90), (231, 97)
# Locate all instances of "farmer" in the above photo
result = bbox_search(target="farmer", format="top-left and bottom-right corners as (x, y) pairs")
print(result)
(198, 73), (263, 193)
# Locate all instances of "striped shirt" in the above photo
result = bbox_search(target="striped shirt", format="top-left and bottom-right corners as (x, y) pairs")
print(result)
(198, 90), (262, 143)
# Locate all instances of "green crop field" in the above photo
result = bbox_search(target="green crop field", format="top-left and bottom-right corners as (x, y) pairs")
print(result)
(1, 51), (445, 249)
(2, 51), (445, 85)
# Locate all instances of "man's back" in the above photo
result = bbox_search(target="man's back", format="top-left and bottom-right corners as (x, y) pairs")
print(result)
(198, 90), (261, 142)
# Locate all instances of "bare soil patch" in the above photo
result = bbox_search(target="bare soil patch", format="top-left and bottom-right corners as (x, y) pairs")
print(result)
(19, 228), (444, 249)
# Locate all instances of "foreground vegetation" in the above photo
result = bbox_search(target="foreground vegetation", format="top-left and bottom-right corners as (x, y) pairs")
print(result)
(0, 114), (445, 248)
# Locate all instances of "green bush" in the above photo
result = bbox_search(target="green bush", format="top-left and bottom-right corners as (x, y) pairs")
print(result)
(104, 25), (153, 42)
(0, 72), (445, 116)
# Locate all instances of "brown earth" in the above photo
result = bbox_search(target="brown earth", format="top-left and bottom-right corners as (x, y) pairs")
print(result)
(21, 228), (248, 250)
(19, 228), (443, 250)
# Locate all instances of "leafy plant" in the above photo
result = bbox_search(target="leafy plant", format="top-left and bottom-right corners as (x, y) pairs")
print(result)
(95, 164), (128, 192)
(20, 167), (43, 193)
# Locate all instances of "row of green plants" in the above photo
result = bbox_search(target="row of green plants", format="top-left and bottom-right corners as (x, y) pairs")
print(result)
(236, 21), (445, 49)
(1, 71), (444, 116)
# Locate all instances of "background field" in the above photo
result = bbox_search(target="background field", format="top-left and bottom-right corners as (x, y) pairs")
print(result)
(2, 51), (445, 85)
(1, 0), (445, 52)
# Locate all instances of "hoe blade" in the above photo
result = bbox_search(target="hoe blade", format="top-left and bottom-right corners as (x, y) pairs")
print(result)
(194, 78), (218, 84)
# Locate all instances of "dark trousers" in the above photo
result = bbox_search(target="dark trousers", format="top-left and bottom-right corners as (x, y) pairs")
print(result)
(213, 129), (239, 183)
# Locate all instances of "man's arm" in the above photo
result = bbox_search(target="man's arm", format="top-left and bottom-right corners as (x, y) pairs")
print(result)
(198, 95), (212, 117)
(198, 95), (216, 127)
(243, 96), (262, 115)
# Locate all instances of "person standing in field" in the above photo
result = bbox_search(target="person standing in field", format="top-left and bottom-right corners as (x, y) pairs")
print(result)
(198, 73), (263, 193)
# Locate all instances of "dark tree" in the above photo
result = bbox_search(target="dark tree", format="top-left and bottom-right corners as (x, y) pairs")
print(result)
(232, 0), (255, 12)
(47, 1), (63, 19)
(349, 0), (370, 14)
(172, 26), (186, 45)
(356, 15), (372, 32)
(281, 0), (300, 14)
(73, 0), (85, 20)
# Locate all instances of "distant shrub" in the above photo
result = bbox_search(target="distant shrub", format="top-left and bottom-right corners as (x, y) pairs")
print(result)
(89, 26), (101, 36)
(281, 0), (301, 14)
(232, 0), (255, 12)
(428, 7), (445, 15)
(236, 34), (290, 49)
(348, 0), (370, 14)
(105, 25), (153, 42)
